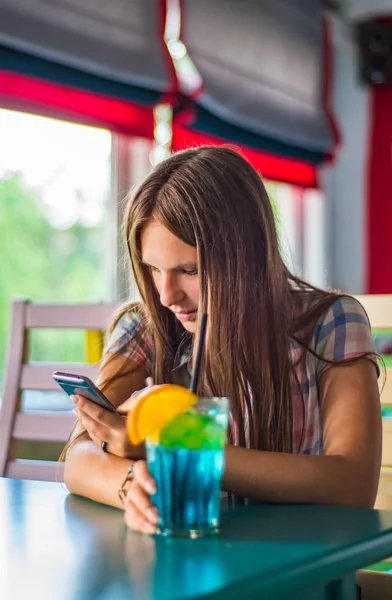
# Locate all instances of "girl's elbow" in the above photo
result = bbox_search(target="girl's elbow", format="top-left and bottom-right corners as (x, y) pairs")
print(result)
(63, 454), (76, 493)
(332, 459), (380, 508)
(336, 482), (378, 509)
(63, 444), (83, 494)
(348, 494), (376, 509)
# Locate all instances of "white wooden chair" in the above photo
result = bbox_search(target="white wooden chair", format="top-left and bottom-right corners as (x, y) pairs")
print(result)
(0, 299), (118, 481)
(354, 294), (392, 510)
(354, 295), (392, 598)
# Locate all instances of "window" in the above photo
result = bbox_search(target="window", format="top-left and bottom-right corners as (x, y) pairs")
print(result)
(0, 108), (112, 402)
(266, 181), (327, 289)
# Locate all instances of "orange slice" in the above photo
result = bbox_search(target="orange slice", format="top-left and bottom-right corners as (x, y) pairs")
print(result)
(125, 384), (197, 446)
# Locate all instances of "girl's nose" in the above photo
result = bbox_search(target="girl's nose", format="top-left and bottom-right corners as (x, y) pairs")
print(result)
(159, 273), (184, 308)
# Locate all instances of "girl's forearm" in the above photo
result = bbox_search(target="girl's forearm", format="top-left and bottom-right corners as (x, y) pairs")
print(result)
(222, 444), (377, 508)
(64, 439), (135, 509)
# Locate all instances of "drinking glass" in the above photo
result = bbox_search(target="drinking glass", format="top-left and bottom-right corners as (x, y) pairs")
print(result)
(146, 397), (228, 538)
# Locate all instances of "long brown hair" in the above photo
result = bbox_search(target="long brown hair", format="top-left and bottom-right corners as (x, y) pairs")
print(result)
(62, 146), (365, 463)
(118, 146), (345, 453)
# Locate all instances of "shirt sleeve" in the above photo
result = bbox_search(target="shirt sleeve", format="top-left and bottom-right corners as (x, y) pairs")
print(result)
(103, 311), (153, 371)
(313, 295), (379, 378)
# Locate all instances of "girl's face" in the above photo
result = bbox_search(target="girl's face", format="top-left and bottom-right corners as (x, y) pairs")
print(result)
(141, 220), (199, 333)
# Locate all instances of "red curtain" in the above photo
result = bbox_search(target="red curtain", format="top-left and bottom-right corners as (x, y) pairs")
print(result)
(366, 83), (392, 292)
(0, 70), (154, 138)
(172, 124), (318, 188)
(0, 70), (319, 189)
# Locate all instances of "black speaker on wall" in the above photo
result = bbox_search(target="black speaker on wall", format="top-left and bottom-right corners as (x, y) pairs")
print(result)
(357, 20), (392, 85)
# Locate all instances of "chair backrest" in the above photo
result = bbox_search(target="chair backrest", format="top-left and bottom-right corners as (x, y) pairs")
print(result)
(0, 299), (118, 481)
(354, 294), (392, 509)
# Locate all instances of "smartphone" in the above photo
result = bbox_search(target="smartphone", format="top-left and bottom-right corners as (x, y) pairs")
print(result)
(52, 371), (120, 414)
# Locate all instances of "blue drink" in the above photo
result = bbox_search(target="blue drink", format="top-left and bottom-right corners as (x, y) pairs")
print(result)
(146, 397), (228, 538)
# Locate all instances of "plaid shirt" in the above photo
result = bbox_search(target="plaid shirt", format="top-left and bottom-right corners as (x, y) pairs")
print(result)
(290, 296), (378, 454)
(106, 296), (378, 455)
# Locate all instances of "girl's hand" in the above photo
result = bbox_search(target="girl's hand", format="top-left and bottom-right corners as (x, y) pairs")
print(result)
(117, 381), (159, 414)
(71, 395), (144, 460)
(123, 460), (159, 535)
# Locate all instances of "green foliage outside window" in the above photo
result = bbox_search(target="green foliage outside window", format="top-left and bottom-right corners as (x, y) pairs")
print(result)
(0, 173), (107, 391)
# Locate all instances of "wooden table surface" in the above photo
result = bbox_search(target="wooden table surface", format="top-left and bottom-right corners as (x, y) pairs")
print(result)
(2, 478), (392, 600)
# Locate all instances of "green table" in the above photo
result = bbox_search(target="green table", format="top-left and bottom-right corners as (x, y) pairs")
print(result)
(2, 478), (392, 600)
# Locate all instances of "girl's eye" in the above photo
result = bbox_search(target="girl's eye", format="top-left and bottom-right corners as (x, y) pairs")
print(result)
(183, 268), (198, 276)
(149, 266), (160, 273)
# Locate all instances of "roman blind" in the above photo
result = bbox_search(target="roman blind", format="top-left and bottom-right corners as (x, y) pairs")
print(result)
(180, 0), (335, 163)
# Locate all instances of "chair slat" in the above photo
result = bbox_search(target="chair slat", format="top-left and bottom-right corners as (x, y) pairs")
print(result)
(377, 468), (392, 495)
(13, 412), (76, 442)
(375, 494), (392, 511)
(20, 363), (99, 391)
(382, 425), (392, 466)
(0, 300), (28, 476)
(355, 294), (392, 329)
(25, 302), (118, 329)
(380, 367), (392, 405)
(6, 459), (65, 482)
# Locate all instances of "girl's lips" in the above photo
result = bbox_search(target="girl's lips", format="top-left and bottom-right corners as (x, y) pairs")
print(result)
(174, 309), (198, 322)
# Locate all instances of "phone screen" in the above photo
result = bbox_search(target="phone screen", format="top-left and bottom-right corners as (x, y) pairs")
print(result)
(53, 372), (119, 414)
